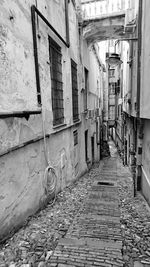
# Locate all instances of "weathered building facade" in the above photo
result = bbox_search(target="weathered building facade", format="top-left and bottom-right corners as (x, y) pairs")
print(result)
(138, 0), (150, 204)
(107, 0), (150, 203)
(0, 0), (105, 240)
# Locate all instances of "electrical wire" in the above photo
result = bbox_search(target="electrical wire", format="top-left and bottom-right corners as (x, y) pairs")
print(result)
(41, 84), (57, 206)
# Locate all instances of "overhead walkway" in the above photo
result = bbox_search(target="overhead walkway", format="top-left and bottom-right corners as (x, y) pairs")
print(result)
(80, 7), (137, 44)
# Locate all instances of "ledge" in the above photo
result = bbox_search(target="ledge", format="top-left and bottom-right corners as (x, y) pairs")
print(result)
(52, 120), (81, 135)
(0, 109), (42, 119)
(53, 123), (67, 130)
(0, 120), (82, 158)
(73, 119), (81, 126)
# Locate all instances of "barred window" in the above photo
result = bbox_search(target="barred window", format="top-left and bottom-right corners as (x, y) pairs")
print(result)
(71, 59), (79, 122)
(49, 36), (64, 126)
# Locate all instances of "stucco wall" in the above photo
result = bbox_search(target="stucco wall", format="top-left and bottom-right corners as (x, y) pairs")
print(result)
(140, 0), (150, 119)
(0, 0), (38, 112)
(141, 120), (150, 205)
(0, 124), (88, 240)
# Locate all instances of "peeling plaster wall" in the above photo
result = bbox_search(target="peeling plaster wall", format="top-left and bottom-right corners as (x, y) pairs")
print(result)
(0, 0), (38, 112)
(0, 0), (104, 240)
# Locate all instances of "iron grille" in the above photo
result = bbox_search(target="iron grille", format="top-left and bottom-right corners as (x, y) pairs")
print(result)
(49, 36), (64, 126)
(71, 59), (79, 122)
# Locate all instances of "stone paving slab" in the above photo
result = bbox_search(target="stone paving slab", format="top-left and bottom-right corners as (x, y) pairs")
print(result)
(82, 206), (120, 217)
(94, 176), (119, 181)
(85, 199), (119, 207)
(77, 214), (121, 223)
(88, 192), (119, 202)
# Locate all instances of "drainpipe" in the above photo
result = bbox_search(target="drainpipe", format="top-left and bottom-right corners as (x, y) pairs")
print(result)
(136, 0), (142, 118)
(65, 0), (70, 47)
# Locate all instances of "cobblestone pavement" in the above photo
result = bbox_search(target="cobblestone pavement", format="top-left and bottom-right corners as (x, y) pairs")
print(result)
(0, 141), (150, 267)
(49, 154), (124, 267)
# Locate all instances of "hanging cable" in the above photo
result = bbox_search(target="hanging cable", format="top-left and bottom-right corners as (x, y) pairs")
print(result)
(41, 67), (58, 206)
(41, 107), (57, 206)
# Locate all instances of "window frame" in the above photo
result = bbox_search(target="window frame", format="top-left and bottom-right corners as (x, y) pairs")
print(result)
(71, 59), (79, 122)
(49, 36), (64, 126)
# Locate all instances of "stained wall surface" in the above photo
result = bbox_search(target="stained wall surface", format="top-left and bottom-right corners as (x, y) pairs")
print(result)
(0, 0), (104, 240)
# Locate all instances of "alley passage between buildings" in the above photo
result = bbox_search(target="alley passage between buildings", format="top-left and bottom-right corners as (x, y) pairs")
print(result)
(0, 141), (138, 267)
(48, 141), (124, 267)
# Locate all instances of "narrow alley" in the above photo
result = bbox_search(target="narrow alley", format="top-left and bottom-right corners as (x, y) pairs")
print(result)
(1, 1), (150, 267)
(0, 142), (150, 267)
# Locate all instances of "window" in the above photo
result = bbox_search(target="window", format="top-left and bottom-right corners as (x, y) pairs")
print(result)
(71, 59), (79, 122)
(73, 130), (78, 146)
(108, 106), (115, 120)
(109, 69), (115, 77)
(49, 36), (64, 126)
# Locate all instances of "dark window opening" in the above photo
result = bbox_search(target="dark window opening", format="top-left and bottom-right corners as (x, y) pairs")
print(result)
(73, 130), (78, 146)
(49, 36), (64, 126)
(71, 59), (79, 122)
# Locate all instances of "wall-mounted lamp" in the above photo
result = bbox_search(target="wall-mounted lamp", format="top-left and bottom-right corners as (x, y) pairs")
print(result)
(106, 53), (123, 67)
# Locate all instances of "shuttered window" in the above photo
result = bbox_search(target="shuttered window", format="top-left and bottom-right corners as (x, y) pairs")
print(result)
(71, 59), (79, 122)
(49, 36), (64, 126)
